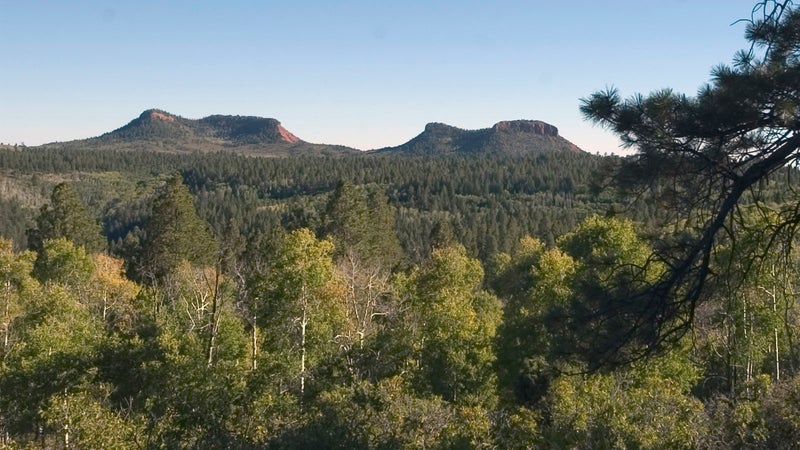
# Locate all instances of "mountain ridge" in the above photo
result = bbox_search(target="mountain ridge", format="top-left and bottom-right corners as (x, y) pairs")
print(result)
(29, 110), (584, 156)
(37, 109), (356, 157)
(373, 119), (582, 156)
(103, 109), (304, 145)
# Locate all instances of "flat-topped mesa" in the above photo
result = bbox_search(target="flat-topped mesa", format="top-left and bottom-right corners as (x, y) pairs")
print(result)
(377, 118), (582, 155)
(39, 109), (360, 156)
(41, 109), (579, 156)
(492, 120), (558, 136)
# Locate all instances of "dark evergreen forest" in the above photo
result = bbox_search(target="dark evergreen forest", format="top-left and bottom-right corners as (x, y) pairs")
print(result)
(0, 148), (633, 260)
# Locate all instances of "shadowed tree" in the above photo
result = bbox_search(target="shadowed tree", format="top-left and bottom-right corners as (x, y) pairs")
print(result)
(579, 0), (800, 364)
(0, 238), (37, 365)
(0, 283), (105, 440)
(27, 183), (106, 254)
(140, 175), (217, 281)
(33, 238), (95, 287)
(494, 216), (662, 408)
(321, 181), (370, 260)
(321, 181), (403, 268)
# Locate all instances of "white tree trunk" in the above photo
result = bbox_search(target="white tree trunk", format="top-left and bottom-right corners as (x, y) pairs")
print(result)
(300, 304), (307, 396)
(252, 316), (258, 371)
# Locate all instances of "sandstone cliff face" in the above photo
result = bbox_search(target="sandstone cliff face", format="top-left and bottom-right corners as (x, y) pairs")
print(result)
(276, 124), (300, 143)
(142, 110), (176, 122)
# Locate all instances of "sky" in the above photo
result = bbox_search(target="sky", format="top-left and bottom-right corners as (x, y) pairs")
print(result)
(0, 0), (768, 153)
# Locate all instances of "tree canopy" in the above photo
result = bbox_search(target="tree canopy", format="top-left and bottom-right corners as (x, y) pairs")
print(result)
(580, 0), (800, 363)
(26, 183), (105, 254)
(140, 174), (217, 281)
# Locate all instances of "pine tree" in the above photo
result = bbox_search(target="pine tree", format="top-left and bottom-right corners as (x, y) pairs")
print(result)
(140, 175), (217, 281)
(321, 181), (371, 259)
(27, 183), (106, 254)
(322, 181), (403, 267)
(580, 1), (800, 361)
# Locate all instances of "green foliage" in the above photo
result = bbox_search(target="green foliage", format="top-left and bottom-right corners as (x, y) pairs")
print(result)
(0, 197), (35, 249)
(542, 352), (705, 449)
(1, 185), (800, 447)
(701, 374), (800, 449)
(322, 181), (404, 268)
(322, 181), (370, 255)
(581, 1), (800, 362)
(0, 148), (624, 266)
(558, 215), (651, 271)
(0, 283), (105, 436)
(27, 182), (106, 254)
(0, 237), (37, 328)
(412, 245), (502, 407)
(141, 174), (217, 280)
(495, 216), (659, 407)
(140, 318), (250, 448)
(759, 374), (800, 448)
(33, 237), (95, 286)
(5, 34), (800, 445)
(493, 237), (555, 406)
(252, 228), (347, 396)
(277, 376), (496, 449)
(692, 207), (800, 399)
(41, 387), (145, 449)
(548, 216), (662, 367)
(492, 406), (541, 449)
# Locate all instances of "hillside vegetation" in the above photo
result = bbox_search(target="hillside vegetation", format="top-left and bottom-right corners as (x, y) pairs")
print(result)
(0, 142), (799, 448)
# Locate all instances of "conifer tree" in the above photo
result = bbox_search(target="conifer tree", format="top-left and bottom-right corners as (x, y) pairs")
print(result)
(141, 175), (217, 281)
(322, 181), (369, 257)
(322, 181), (403, 268)
(27, 183), (106, 254)
(580, 0), (800, 361)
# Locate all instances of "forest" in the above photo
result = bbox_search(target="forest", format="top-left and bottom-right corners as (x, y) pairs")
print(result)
(0, 142), (797, 449)
(3, 1), (800, 448)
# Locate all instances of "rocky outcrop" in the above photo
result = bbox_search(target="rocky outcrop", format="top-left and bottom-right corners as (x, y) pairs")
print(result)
(142, 110), (176, 122)
(492, 120), (558, 136)
(276, 124), (300, 143)
(376, 119), (583, 155)
(102, 110), (306, 145)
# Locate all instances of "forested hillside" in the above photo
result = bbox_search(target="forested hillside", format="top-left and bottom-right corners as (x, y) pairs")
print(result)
(373, 120), (582, 155)
(0, 147), (631, 260)
(1, 142), (799, 448)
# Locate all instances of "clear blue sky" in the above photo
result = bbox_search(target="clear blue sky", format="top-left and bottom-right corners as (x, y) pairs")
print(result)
(0, 1), (764, 153)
